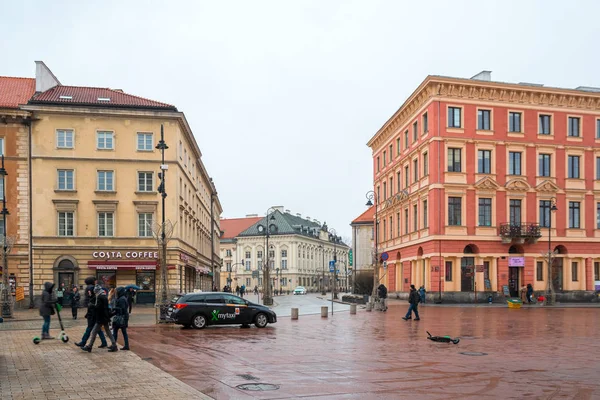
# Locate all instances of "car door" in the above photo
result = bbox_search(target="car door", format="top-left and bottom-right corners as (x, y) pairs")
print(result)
(223, 294), (251, 324)
(204, 294), (233, 325)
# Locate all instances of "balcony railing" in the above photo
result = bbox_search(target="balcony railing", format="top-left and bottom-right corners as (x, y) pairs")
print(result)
(499, 223), (542, 243)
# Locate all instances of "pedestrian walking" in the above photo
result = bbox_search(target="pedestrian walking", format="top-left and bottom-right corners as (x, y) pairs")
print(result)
(418, 286), (426, 305)
(39, 282), (56, 340)
(377, 283), (388, 311)
(56, 282), (65, 306)
(235, 285), (240, 296)
(81, 285), (118, 352)
(126, 288), (135, 314)
(240, 284), (245, 298)
(402, 285), (420, 321)
(526, 283), (534, 304)
(112, 287), (130, 351)
(75, 282), (107, 348)
(254, 286), (258, 295)
(70, 286), (80, 319)
(108, 288), (116, 311)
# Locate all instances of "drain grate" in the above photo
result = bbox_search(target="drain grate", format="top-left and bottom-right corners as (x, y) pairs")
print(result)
(460, 351), (488, 356)
(237, 383), (280, 391)
(238, 374), (259, 381)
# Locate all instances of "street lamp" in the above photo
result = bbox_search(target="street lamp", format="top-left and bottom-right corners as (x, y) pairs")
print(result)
(155, 124), (169, 304)
(227, 262), (244, 288)
(0, 155), (13, 318)
(318, 244), (326, 295)
(329, 228), (338, 301)
(546, 197), (558, 305)
(365, 191), (379, 308)
(257, 207), (277, 306)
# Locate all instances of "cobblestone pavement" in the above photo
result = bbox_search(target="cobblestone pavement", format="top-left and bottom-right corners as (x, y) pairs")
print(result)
(0, 311), (211, 400)
(129, 303), (600, 399)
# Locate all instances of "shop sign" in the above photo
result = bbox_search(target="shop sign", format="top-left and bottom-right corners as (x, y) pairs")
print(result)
(92, 251), (159, 260)
(508, 257), (525, 267)
(15, 287), (24, 301)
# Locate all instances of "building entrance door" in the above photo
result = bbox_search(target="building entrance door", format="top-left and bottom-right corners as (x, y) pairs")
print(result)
(552, 258), (563, 292)
(508, 267), (520, 297)
(461, 257), (474, 292)
(58, 272), (74, 306)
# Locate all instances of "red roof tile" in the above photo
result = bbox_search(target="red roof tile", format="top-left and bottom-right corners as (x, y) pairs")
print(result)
(351, 206), (375, 224)
(0, 77), (35, 109)
(220, 217), (263, 239)
(30, 85), (176, 110)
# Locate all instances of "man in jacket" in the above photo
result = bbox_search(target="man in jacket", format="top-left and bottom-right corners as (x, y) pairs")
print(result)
(402, 284), (420, 321)
(39, 282), (56, 340)
(126, 288), (135, 314)
(112, 287), (130, 351)
(75, 283), (107, 348)
(377, 284), (388, 312)
(82, 285), (117, 352)
(70, 286), (80, 319)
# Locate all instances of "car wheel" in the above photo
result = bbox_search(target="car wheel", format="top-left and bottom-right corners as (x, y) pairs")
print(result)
(192, 314), (207, 329)
(254, 312), (268, 328)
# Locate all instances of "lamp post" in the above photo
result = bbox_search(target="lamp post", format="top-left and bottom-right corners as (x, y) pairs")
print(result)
(228, 262), (244, 288)
(0, 155), (12, 318)
(365, 191), (379, 307)
(318, 244), (325, 295)
(329, 228), (338, 301)
(257, 207), (277, 306)
(546, 197), (558, 305)
(155, 125), (169, 305)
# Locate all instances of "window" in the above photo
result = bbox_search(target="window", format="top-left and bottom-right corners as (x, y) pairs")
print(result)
(184, 149), (187, 167)
(423, 200), (428, 228)
(96, 131), (114, 150)
(98, 212), (114, 237)
(281, 260), (287, 269)
(597, 120), (600, 139)
(404, 130), (409, 148)
(448, 107), (461, 128)
(508, 152), (522, 175)
(568, 155), (580, 178)
(383, 182), (387, 200)
(246, 278), (251, 287)
(448, 148), (461, 172)
(138, 213), (153, 237)
(58, 212), (74, 236)
(57, 129), (74, 148)
(245, 261), (251, 271)
(377, 186), (380, 201)
(281, 250), (287, 258)
(571, 261), (578, 282)
(536, 261), (544, 281)
(423, 152), (428, 176)
(478, 150), (491, 174)
(0, 179), (3, 200)
(257, 250), (263, 259)
(540, 200), (551, 228)
(595, 261), (600, 281)
(404, 166), (409, 187)
(445, 261), (453, 282)
(383, 151), (387, 166)
(413, 159), (418, 182)
(0, 137), (4, 156)
(383, 219), (387, 241)
(413, 205), (418, 232)
(539, 154), (551, 177)
(509, 112), (522, 132)
(510, 199), (522, 225)
(137, 133), (153, 151)
(597, 203), (600, 229)
(478, 198), (492, 226)
(389, 177), (393, 196)
(97, 171), (114, 191)
(269, 250), (275, 259)
(396, 138), (400, 155)
(390, 216), (393, 238)
(257, 260), (263, 270)
(245, 251), (251, 259)
(448, 197), (462, 226)
(404, 208), (409, 234)
(57, 170), (74, 190)
(477, 109), (491, 130)
(596, 157), (600, 180)
(413, 121), (418, 142)
(397, 212), (400, 237)
(569, 201), (580, 228)
(568, 117), (580, 137)
(539, 114), (551, 134)
(423, 112), (428, 133)
(138, 172), (153, 192)
(226, 249), (232, 257)
(377, 157), (380, 172)
(397, 172), (401, 192)
(389, 145), (393, 161)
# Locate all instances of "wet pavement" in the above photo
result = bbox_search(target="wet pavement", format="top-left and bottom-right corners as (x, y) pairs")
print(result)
(128, 303), (600, 399)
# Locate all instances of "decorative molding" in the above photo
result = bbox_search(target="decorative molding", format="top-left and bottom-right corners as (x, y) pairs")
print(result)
(474, 176), (500, 191)
(505, 178), (531, 192)
(536, 180), (560, 193)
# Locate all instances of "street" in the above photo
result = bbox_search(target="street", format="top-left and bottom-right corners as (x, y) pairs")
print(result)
(242, 292), (352, 317)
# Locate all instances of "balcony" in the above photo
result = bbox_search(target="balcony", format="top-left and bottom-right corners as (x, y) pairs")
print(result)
(499, 223), (542, 244)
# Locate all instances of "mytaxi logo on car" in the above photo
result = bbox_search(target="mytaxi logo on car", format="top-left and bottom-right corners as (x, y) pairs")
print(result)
(211, 310), (235, 321)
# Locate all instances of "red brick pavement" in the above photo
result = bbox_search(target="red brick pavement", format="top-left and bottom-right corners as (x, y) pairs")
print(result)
(128, 304), (600, 399)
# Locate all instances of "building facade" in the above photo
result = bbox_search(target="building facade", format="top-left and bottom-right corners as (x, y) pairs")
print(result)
(224, 207), (349, 293)
(368, 71), (600, 301)
(350, 206), (375, 274)
(10, 61), (222, 303)
(219, 215), (262, 288)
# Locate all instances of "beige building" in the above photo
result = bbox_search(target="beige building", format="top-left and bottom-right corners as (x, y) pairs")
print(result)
(219, 215), (262, 288)
(18, 62), (222, 303)
(350, 206), (375, 273)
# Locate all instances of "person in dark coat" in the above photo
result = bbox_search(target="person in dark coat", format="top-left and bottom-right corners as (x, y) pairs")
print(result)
(75, 283), (107, 348)
(377, 284), (388, 312)
(112, 287), (130, 350)
(526, 283), (534, 304)
(418, 286), (427, 305)
(39, 282), (56, 340)
(82, 285), (117, 352)
(402, 285), (421, 321)
(70, 286), (80, 319)
(126, 288), (136, 314)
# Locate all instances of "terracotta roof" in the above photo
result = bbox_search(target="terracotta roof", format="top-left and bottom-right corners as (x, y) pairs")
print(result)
(29, 85), (177, 110)
(351, 206), (375, 224)
(0, 76), (36, 109)
(220, 216), (263, 239)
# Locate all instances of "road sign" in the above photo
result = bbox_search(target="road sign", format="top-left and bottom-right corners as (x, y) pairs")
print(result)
(383, 261), (388, 269)
(381, 252), (389, 261)
(349, 249), (353, 267)
(329, 260), (335, 272)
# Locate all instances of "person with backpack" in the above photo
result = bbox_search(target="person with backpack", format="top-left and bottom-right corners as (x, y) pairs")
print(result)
(39, 282), (56, 340)
(377, 284), (388, 312)
(81, 285), (117, 352)
(75, 280), (107, 348)
(402, 285), (421, 321)
(240, 284), (246, 298)
(112, 287), (130, 351)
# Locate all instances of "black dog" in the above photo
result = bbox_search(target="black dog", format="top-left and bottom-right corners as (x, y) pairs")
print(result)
(427, 331), (460, 344)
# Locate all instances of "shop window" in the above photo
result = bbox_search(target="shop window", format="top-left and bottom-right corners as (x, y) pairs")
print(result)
(536, 261), (544, 281)
(97, 271), (116, 289)
(594, 262), (600, 281)
(445, 261), (453, 282)
(136, 271), (155, 291)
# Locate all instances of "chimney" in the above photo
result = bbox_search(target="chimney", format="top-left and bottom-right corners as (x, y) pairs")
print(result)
(285, 209), (291, 214)
(306, 216), (311, 221)
(245, 214), (258, 218)
(470, 70), (492, 82)
(35, 61), (61, 93)
(296, 213), (302, 218)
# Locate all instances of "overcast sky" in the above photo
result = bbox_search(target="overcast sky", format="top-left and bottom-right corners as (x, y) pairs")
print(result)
(2, 0), (599, 240)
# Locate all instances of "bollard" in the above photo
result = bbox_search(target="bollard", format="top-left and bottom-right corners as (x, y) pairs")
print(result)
(291, 308), (299, 320)
(366, 302), (372, 312)
(321, 306), (328, 318)
(350, 304), (357, 314)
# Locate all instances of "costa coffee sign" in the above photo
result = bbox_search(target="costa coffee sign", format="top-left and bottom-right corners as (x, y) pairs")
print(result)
(92, 251), (159, 259)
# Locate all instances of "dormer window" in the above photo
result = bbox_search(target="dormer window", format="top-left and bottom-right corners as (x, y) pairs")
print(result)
(59, 95), (73, 100)
(97, 97), (111, 102)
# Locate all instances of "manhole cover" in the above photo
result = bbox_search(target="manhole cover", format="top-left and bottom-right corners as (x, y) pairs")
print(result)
(460, 352), (488, 356)
(238, 374), (259, 381)
(236, 383), (280, 391)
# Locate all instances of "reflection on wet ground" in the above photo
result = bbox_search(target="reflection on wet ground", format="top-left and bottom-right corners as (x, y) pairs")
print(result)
(129, 305), (600, 399)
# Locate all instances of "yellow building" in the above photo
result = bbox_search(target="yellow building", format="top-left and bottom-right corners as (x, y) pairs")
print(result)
(20, 62), (222, 303)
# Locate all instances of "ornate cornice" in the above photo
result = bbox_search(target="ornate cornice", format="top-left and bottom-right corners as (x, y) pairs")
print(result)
(505, 178), (531, 192)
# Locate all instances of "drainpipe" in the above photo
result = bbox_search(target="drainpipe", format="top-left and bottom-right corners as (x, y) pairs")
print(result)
(27, 118), (34, 309)
(436, 94), (443, 304)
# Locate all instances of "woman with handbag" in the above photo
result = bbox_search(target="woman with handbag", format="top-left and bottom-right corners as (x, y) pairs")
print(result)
(112, 287), (130, 351)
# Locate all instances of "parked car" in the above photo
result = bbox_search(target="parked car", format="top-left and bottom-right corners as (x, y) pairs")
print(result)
(293, 286), (307, 295)
(167, 292), (277, 329)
